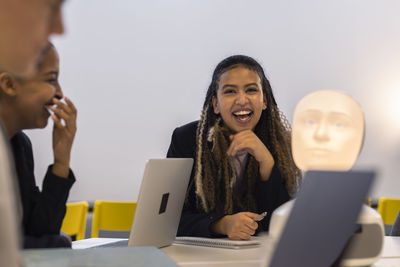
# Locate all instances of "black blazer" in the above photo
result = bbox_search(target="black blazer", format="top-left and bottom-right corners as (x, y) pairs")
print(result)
(167, 121), (290, 237)
(11, 131), (75, 248)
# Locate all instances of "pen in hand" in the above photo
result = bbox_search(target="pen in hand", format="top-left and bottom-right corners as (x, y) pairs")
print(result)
(253, 211), (267, 221)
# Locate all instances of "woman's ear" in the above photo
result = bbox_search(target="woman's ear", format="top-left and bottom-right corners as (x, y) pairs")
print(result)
(212, 96), (220, 114)
(0, 73), (18, 97)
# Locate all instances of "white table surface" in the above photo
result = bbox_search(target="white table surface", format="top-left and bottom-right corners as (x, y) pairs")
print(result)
(161, 235), (400, 267)
(73, 235), (400, 267)
(381, 236), (400, 258)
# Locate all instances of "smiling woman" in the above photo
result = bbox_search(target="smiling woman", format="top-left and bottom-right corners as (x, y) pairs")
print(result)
(0, 44), (64, 133)
(0, 43), (77, 248)
(167, 55), (301, 241)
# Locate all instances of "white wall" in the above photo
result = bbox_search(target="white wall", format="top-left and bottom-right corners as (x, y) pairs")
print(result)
(26, 0), (400, 201)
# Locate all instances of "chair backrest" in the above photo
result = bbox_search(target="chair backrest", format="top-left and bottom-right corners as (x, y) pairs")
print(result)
(61, 201), (89, 240)
(377, 198), (400, 225)
(91, 200), (137, 238)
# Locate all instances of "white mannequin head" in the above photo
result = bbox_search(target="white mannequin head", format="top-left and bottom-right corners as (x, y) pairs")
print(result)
(292, 90), (364, 171)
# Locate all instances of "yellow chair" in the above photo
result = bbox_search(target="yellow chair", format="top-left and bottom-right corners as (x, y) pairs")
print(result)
(91, 200), (137, 238)
(377, 198), (400, 225)
(61, 201), (89, 240)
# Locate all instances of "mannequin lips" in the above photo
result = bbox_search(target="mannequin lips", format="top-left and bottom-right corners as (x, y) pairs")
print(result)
(309, 148), (331, 155)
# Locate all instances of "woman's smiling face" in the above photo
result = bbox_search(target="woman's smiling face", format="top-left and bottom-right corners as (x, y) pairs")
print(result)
(212, 65), (267, 133)
(13, 46), (63, 130)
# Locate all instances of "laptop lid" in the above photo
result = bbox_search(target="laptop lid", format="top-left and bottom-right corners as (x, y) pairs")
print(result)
(268, 170), (375, 267)
(128, 158), (193, 248)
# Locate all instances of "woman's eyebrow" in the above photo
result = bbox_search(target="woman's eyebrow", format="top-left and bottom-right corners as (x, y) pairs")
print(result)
(244, 83), (259, 87)
(44, 70), (58, 76)
(221, 84), (238, 89)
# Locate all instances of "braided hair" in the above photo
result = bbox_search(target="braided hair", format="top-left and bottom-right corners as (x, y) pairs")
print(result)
(192, 55), (301, 214)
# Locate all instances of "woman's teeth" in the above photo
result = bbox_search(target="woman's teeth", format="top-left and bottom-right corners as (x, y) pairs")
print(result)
(235, 111), (249, 116)
(233, 110), (252, 116)
(233, 110), (253, 122)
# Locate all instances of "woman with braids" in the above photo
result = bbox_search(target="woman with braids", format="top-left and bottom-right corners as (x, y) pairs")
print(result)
(167, 55), (301, 240)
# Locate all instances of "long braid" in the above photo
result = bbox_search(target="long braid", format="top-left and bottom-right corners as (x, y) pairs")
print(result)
(266, 107), (301, 195)
(194, 116), (260, 214)
(213, 122), (235, 213)
(254, 74), (301, 196)
(194, 104), (209, 211)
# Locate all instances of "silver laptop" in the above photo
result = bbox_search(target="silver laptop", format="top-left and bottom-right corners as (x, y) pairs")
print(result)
(95, 158), (193, 249)
(127, 158), (193, 248)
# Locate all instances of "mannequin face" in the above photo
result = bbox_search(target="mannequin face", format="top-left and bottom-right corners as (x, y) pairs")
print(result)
(292, 90), (364, 171)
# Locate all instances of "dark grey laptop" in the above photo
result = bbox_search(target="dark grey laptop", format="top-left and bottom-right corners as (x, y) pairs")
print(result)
(268, 170), (375, 267)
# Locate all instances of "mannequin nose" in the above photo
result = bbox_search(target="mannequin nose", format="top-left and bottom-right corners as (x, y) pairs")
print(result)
(313, 120), (330, 142)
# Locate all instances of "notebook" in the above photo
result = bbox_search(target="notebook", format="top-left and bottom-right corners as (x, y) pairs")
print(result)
(174, 236), (260, 249)
(267, 170), (375, 267)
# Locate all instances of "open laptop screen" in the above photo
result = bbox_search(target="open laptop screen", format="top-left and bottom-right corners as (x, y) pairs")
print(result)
(129, 158), (193, 248)
(268, 170), (375, 267)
